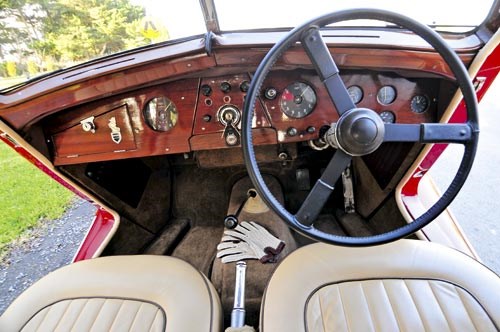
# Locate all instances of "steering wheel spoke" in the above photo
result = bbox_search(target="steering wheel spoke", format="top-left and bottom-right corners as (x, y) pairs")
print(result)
(301, 27), (355, 115)
(295, 150), (351, 226)
(384, 123), (473, 143)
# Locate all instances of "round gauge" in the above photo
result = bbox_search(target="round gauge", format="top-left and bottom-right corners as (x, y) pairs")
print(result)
(377, 86), (397, 105)
(411, 95), (430, 113)
(280, 82), (317, 118)
(143, 96), (178, 132)
(379, 111), (396, 124)
(347, 85), (363, 104)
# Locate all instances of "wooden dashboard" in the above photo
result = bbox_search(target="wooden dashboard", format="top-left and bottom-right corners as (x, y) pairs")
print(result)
(45, 69), (441, 166)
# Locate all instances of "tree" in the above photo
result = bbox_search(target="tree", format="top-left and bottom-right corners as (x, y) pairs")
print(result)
(0, 0), (157, 70)
(6, 61), (17, 77)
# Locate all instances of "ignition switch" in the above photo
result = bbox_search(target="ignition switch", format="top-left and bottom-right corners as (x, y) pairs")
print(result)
(218, 105), (241, 146)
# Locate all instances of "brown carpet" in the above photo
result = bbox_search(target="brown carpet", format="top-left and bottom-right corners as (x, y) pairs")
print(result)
(211, 176), (298, 328)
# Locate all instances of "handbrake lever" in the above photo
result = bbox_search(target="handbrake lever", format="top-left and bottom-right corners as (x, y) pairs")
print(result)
(231, 261), (247, 328)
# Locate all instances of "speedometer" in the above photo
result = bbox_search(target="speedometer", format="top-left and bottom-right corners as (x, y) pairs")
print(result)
(280, 82), (316, 119)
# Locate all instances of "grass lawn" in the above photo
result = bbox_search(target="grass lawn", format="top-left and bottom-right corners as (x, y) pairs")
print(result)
(0, 77), (26, 90)
(0, 143), (74, 253)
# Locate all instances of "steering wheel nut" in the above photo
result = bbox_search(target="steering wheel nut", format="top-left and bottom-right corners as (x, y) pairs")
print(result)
(325, 108), (385, 156)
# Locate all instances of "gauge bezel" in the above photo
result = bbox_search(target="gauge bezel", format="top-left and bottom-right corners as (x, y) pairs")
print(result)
(410, 94), (430, 113)
(379, 110), (396, 124)
(376, 85), (397, 105)
(143, 96), (178, 132)
(347, 85), (363, 104)
(279, 81), (317, 119)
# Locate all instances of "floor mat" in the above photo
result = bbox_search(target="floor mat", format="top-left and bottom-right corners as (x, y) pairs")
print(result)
(172, 226), (221, 275)
(211, 176), (298, 328)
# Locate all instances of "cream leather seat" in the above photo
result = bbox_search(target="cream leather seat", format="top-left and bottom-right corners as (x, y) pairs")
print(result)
(261, 240), (500, 332)
(0, 255), (222, 332)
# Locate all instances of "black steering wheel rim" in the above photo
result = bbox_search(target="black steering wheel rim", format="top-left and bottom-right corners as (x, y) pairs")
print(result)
(242, 8), (479, 246)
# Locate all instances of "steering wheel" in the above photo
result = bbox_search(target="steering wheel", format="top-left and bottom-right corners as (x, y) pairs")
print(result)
(242, 9), (479, 246)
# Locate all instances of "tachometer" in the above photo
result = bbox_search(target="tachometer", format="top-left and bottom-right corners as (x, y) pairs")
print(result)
(280, 82), (316, 119)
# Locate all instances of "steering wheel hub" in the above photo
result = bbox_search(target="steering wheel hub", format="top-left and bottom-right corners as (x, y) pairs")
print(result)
(325, 108), (385, 156)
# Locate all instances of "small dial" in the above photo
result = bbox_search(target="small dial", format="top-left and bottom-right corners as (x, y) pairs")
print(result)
(347, 85), (363, 104)
(379, 111), (396, 124)
(143, 96), (178, 132)
(280, 82), (317, 119)
(377, 86), (397, 105)
(410, 95), (430, 113)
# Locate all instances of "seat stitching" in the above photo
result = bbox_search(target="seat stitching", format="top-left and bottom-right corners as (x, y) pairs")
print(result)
(128, 302), (144, 331)
(381, 280), (402, 331)
(88, 299), (107, 331)
(33, 305), (52, 332)
(403, 280), (428, 332)
(68, 299), (89, 331)
(108, 300), (125, 332)
(359, 282), (376, 331)
(146, 308), (161, 332)
(51, 300), (71, 332)
(453, 286), (480, 332)
(317, 293), (327, 332)
(427, 281), (452, 331)
(338, 285), (351, 332)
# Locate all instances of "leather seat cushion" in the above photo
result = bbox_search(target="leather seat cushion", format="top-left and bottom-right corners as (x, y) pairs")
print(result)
(0, 255), (222, 332)
(261, 240), (500, 331)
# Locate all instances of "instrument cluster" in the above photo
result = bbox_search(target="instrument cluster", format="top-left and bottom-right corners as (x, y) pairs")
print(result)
(191, 70), (438, 147)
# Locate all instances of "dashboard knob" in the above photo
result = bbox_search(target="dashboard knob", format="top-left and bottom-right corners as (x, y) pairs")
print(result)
(307, 126), (316, 134)
(240, 80), (250, 92)
(220, 81), (231, 93)
(264, 87), (277, 100)
(201, 84), (212, 96)
(287, 127), (298, 137)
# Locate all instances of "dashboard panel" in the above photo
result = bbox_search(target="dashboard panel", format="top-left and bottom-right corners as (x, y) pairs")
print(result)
(46, 70), (440, 166)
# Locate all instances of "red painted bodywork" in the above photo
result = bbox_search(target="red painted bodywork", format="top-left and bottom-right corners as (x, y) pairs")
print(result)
(73, 208), (115, 262)
(0, 131), (115, 262)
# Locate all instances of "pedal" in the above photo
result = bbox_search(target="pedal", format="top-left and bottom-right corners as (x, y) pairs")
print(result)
(342, 165), (355, 213)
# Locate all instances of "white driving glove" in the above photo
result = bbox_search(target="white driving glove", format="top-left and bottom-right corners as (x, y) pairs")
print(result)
(217, 235), (271, 263)
(224, 221), (285, 255)
(216, 222), (285, 263)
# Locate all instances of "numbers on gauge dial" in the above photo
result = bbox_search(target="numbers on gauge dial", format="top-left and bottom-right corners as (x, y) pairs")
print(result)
(280, 82), (317, 119)
(377, 86), (397, 105)
(379, 111), (395, 124)
(347, 85), (363, 104)
(410, 95), (430, 113)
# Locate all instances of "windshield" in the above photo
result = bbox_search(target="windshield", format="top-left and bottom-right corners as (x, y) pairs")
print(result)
(215, 0), (495, 31)
(0, 0), (205, 91)
(0, 0), (495, 91)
